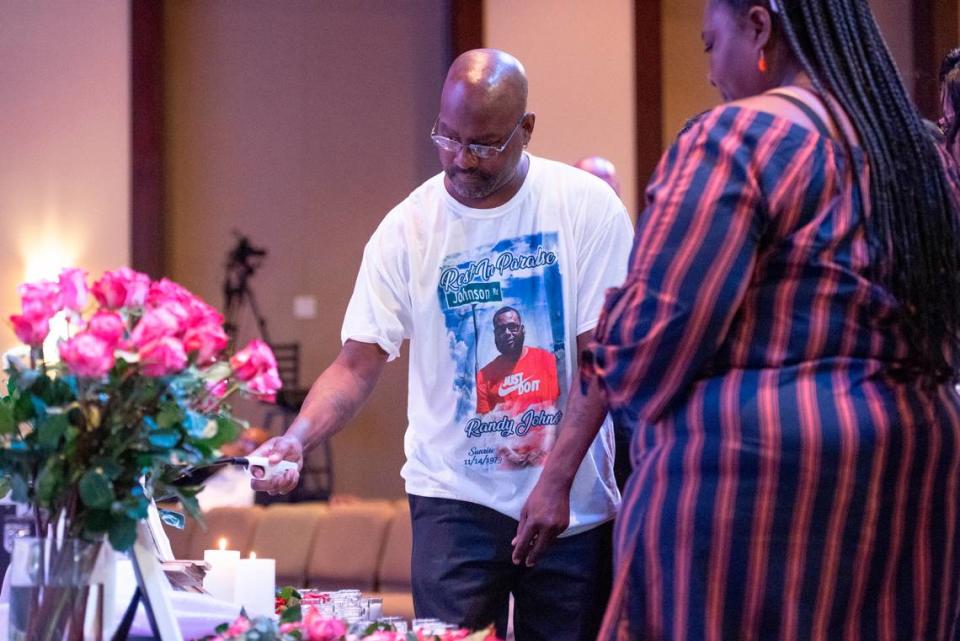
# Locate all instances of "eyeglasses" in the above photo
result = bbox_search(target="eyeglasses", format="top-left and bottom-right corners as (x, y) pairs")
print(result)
(430, 114), (527, 159)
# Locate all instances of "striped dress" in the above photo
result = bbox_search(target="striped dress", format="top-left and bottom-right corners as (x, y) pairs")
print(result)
(591, 104), (960, 641)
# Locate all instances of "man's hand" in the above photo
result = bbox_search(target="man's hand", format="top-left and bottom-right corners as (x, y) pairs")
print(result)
(248, 435), (304, 495)
(511, 477), (570, 567)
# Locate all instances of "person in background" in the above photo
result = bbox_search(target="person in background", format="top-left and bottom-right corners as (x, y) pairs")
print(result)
(571, 155), (633, 492)
(591, 0), (960, 639)
(249, 49), (633, 640)
(573, 155), (622, 198)
(940, 48), (960, 162)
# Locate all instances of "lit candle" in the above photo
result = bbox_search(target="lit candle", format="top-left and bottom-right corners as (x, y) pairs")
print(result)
(234, 551), (276, 618)
(203, 537), (240, 602)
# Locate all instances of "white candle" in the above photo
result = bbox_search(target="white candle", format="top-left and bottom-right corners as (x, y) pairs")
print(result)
(234, 551), (276, 618)
(203, 538), (240, 602)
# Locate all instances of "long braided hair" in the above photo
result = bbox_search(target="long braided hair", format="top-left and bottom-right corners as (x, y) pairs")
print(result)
(723, 0), (960, 382)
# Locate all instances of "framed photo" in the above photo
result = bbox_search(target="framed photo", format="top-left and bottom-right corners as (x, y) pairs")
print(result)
(129, 521), (185, 641)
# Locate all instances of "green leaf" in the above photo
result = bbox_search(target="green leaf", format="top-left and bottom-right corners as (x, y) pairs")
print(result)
(183, 410), (207, 438)
(277, 586), (301, 600)
(199, 361), (231, 383)
(176, 489), (201, 520)
(35, 459), (63, 504)
(13, 392), (35, 422)
(97, 461), (123, 481)
(148, 429), (180, 449)
(37, 413), (69, 449)
(207, 416), (241, 449)
(279, 604), (301, 624)
(108, 517), (137, 551)
(119, 486), (149, 520)
(79, 470), (114, 509)
(0, 400), (14, 435)
(83, 509), (114, 533)
(29, 395), (47, 421)
(157, 402), (183, 430)
(10, 475), (29, 503)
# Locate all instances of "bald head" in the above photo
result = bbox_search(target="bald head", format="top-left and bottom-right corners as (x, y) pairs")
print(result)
(442, 49), (528, 119)
(435, 49), (535, 207)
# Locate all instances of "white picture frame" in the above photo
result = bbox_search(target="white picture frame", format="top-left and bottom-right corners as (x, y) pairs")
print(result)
(129, 521), (185, 641)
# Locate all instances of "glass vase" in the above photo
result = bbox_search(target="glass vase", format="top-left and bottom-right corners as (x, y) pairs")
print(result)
(8, 536), (105, 641)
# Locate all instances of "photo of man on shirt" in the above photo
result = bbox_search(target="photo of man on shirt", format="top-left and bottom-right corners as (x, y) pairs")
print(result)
(476, 306), (560, 415)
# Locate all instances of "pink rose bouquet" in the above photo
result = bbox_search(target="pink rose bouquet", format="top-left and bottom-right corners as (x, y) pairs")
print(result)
(1, 267), (282, 553)
(201, 610), (501, 641)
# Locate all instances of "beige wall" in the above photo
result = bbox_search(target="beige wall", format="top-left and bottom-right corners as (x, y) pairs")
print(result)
(484, 0), (637, 212)
(0, 1), (130, 352)
(661, 0), (916, 144)
(164, 1), (450, 499)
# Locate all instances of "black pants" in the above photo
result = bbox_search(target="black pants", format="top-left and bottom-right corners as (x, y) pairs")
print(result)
(409, 494), (612, 641)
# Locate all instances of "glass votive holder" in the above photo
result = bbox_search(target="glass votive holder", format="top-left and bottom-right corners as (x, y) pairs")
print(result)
(333, 589), (362, 616)
(412, 617), (442, 632)
(340, 604), (364, 623)
(379, 616), (408, 633)
(365, 597), (383, 621)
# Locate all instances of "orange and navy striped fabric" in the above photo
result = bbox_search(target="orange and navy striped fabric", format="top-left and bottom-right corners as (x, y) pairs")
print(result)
(591, 104), (960, 641)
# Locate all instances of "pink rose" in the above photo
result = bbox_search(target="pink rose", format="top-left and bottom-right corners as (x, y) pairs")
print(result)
(146, 278), (222, 323)
(198, 379), (230, 412)
(59, 332), (114, 377)
(208, 379), (229, 399)
(91, 267), (151, 309)
(139, 337), (187, 376)
(301, 610), (347, 640)
(223, 616), (251, 637)
(130, 308), (181, 348)
(245, 369), (281, 403)
(18, 280), (62, 318)
(182, 322), (228, 364)
(10, 312), (51, 347)
(365, 632), (407, 641)
(145, 278), (193, 308)
(86, 310), (126, 347)
(58, 268), (88, 312)
(229, 339), (278, 382)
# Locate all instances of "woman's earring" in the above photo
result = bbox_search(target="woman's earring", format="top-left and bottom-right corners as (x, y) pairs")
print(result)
(758, 50), (768, 73)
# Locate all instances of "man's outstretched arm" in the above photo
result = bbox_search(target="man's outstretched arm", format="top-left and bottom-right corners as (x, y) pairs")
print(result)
(249, 339), (388, 494)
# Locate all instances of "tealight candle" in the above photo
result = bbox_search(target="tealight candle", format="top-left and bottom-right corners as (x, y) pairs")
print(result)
(234, 551), (276, 618)
(203, 538), (240, 601)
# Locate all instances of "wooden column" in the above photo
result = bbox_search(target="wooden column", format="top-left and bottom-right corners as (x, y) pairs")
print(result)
(130, 1), (165, 278)
(635, 0), (663, 213)
(451, 0), (484, 59)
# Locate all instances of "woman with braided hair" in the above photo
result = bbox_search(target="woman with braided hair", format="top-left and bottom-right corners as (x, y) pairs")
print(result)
(590, 0), (960, 639)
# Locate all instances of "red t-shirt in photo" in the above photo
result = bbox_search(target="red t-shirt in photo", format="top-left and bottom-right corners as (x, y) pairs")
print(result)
(476, 346), (560, 415)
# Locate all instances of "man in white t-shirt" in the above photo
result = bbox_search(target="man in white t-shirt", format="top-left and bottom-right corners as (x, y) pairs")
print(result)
(250, 48), (633, 640)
